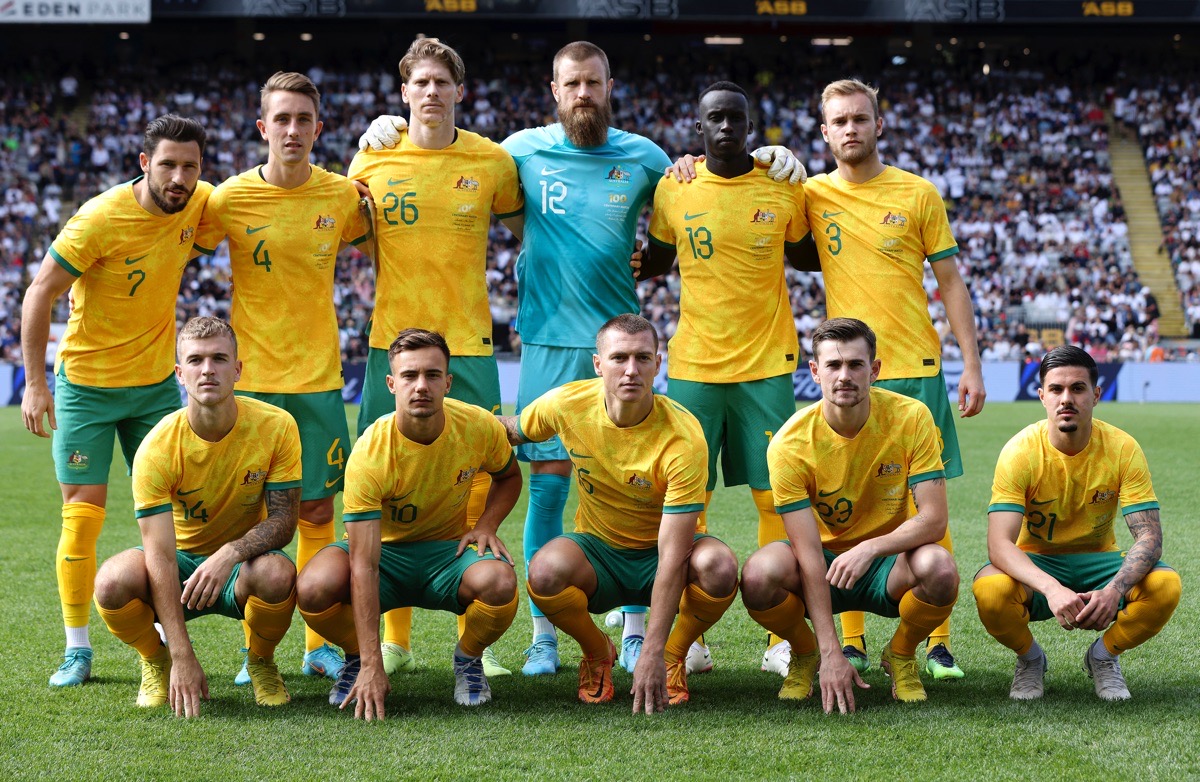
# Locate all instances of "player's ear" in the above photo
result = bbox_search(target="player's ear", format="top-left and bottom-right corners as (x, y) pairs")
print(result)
(870, 359), (881, 382)
(809, 359), (820, 383)
(233, 359), (242, 383)
(593, 353), (602, 376)
(256, 118), (267, 140)
(445, 372), (453, 394)
(875, 114), (884, 137)
(385, 373), (397, 394)
(139, 152), (150, 174)
(401, 84), (411, 106)
(819, 124), (830, 143)
(313, 119), (324, 141)
(455, 84), (465, 104)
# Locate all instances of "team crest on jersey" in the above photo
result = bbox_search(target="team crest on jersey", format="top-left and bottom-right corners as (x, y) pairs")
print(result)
(606, 164), (632, 184)
(626, 473), (653, 490)
(67, 450), (89, 469)
(1089, 488), (1117, 504)
(313, 215), (336, 231)
(241, 469), (268, 486)
(751, 208), (776, 224)
(875, 461), (902, 478)
(178, 226), (195, 245)
(454, 175), (480, 192)
(880, 211), (908, 227)
(455, 467), (479, 486)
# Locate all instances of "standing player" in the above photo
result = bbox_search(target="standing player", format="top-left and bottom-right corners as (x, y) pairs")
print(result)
(801, 79), (985, 680)
(974, 346), (1181, 701)
(20, 115), (212, 687)
(500, 315), (738, 710)
(93, 317), (301, 716)
(347, 38), (522, 678)
(193, 72), (369, 683)
(640, 81), (808, 674)
(297, 329), (523, 717)
(741, 318), (959, 708)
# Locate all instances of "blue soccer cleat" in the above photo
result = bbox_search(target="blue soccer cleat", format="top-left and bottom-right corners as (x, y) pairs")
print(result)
(303, 643), (346, 680)
(521, 633), (560, 676)
(329, 654), (362, 707)
(234, 648), (251, 686)
(619, 634), (644, 673)
(49, 647), (93, 687)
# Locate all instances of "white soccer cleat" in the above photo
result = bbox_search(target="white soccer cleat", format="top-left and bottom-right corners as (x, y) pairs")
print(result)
(761, 639), (792, 677)
(453, 654), (492, 706)
(686, 640), (713, 675)
(1084, 643), (1131, 701)
(1009, 647), (1048, 700)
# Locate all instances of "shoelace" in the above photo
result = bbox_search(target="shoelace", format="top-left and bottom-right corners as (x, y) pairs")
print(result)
(927, 645), (955, 667)
(60, 650), (90, 669)
(334, 658), (361, 695)
(248, 660), (283, 694)
(142, 657), (168, 695)
(1090, 655), (1125, 689)
(523, 639), (554, 658)
(1012, 654), (1045, 686)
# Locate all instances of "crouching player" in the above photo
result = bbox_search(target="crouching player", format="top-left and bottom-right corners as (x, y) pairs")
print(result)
(94, 317), (301, 716)
(499, 314), (739, 712)
(297, 329), (522, 719)
(974, 345), (1181, 701)
(740, 318), (959, 710)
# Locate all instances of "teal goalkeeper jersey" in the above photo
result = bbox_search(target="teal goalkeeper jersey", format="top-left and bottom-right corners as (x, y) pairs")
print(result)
(502, 124), (671, 348)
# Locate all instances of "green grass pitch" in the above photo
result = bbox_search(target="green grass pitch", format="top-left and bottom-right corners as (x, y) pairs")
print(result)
(1, 402), (1197, 780)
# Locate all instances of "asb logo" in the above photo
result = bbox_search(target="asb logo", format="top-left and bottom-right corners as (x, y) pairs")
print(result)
(1089, 488), (1117, 504)
(751, 208), (776, 224)
(313, 215), (336, 230)
(241, 469), (268, 486)
(875, 461), (902, 478)
(455, 467), (479, 486)
(454, 175), (480, 192)
(605, 164), (632, 183)
(880, 211), (908, 227)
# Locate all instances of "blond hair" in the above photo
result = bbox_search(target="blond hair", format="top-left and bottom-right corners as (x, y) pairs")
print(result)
(399, 37), (466, 86)
(178, 316), (237, 355)
(260, 71), (321, 117)
(820, 78), (880, 121)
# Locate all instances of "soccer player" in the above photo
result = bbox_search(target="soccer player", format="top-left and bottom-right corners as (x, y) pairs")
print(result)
(297, 329), (522, 718)
(93, 317), (301, 716)
(639, 81), (809, 675)
(801, 79), (985, 680)
(360, 42), (802, 676)
(499, 314), (739, 710)
(193, 71), (370, 683)
(973, 345), (1181, 701)
(741, 318), (959, 708)
(347, 38), (522, 678)
(20, 115), (213, 687)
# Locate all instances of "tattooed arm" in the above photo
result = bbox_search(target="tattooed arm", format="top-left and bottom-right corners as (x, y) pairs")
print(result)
(497, 415), (531, 446)
(1076, 509), (1163, 631)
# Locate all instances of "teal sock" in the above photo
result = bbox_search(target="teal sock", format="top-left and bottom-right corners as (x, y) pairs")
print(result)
(523, 473), (570, 619)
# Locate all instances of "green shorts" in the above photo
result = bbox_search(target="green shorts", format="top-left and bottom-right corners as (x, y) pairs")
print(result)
(515, 344), (596, 462)
(332, 539), (500, 615)
(237, 389), (350, 500)
(983, 551), (1172, 622)
(561, 531), (714, 614)
(357, 347), (501, 437)
(139, 547), (292, 621)
(767, 543), (901, 618)
(668, 374), (795, 491)
(874, 371), (962, 479)
(53, 369), (181, 484)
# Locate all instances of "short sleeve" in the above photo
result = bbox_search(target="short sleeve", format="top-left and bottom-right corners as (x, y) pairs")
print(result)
(191, 185), (228, 256)
(784, 180), (810, 244)
(988, 435), (1030, 514)
(132, 430), (176, 519)
(1118, 439), (1159, 515)
(648, 179), (676, 247)
(517, 389), (563, 444)
(341, 183), (370, 246)
(767, 435), (812, 514)
(346, 149), (370, 182)
(907, 404), (946, 486)
(482, 416), (517, 476)
(491, 152), (524, 219)
(920, 184), (958, 262)
(342, 429), (386, 522)
(48, 201), (108, 276)
(662, 422), (707, 513)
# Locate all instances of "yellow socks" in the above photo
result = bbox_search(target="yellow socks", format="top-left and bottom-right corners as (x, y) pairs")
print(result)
(1103, 569), (1182, 655)
(746, 592), (817, 655)
(527, 583), (608, 659)
(459, 593), (519, 657)
(96, 598), (162, 658)
(299, 602), (359, 656)
(840, 612), (867, 650)
(383, 607), (413, 650)
(245, 590), (297, 659)
(296, 518), (335, 652)
(57, 502), (106, 632)
(665, 582), (737, 661)
(972, 573), (1034, 655)
(892, 591), (955, 657)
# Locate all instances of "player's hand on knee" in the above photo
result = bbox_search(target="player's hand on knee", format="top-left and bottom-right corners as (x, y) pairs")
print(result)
(347, 667), (389, 721)
(358, 115), (407, 151)
(630, 657), (667, 715)
(665, 154), (704, 183)
(826, 548), (872, 590)
(819, 654), (868, 715)
(21, 385), (56, 438)
(1075, 586), (1120, 630)
(1047, 585), (1087, 630)
(170, 657), (209, 719)
(457, 529), (513, 565)
(752, 145), (807, 185)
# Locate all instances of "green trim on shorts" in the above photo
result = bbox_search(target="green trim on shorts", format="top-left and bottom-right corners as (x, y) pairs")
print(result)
(332, 539), (503, 615)
(236, 389), (350, 501)
(909, 470), (945, 487)
(48, 247), (82, 276)
(667, 374), (795, 491)
(136, 547), (290, 621)
(873, 370), (963, 480)
(561, 531), (714, 614)
(776, 499), (812, 514)
(135, 503), (173, 519)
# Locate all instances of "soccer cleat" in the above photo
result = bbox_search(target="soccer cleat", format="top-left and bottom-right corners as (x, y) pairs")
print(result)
(302, 643), (346, 680)
(329, 654), (361, 707)
(381, 642), (416, 675)
(1010, 647), (1048, 701)
(247, 655), (290, 707)
(522, 633), (560, 676)
(577, 638), (616, 704)
(1084, 643), (1131, 701)
(481, 647), (511, 677)
(779, 648), (821, 701)
(137, 646), (172, 708)
(234, 648), (251, 686)
(686, 640), (714, 675)
(49, 646), (93, 687)
(925, 643), (965, 680)
(880, 647), (927, 702)
(843, 644), (871, 675)
(453, 654), (492, 706)
(666, 655), (689, 705)
(619, 634), (644, 673)
(761, 639), (791, 676)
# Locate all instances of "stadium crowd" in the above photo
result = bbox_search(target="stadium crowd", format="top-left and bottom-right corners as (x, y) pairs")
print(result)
(2, 52), (1196, 368)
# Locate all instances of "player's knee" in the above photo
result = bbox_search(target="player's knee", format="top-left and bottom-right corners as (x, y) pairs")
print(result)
(913, 545), (958, 597)
(464, 560), (518, 604)
(247, 553), (296, 603)
(739, 550), (784, 608)
(691, 542), (738, 595)
(1138, 568), (1182, 614)
(299, 498), (335, 526)
(526, 551), (569, 595)
(296, 558), (341, 612)
(93, 551), (144, 609)
(972, 573), (1021, 623)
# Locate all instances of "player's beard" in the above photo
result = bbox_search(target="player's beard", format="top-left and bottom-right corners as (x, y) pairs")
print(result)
(833, 133), (877, 166)
(147, 173), (196, 215)
(559, 98), (612, 148)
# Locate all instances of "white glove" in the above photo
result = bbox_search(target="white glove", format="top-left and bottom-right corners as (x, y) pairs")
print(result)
(358, 115), (408, 151)
(751, 145), (807, 185)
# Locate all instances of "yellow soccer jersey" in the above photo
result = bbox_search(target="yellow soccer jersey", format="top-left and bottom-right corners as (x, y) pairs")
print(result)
(649, 162), (808, 382)
(347, 128), (522, 356)
(49, 177), (213, 388)
(193, 166), (368, 393)
(132, 396), (303, 556)
(989, 419), (1159, 555)
(768, 387), (945, 553)
(805, 167), (958, 380)
(519, 378), (708, 549)
(342, 398), (516, 544)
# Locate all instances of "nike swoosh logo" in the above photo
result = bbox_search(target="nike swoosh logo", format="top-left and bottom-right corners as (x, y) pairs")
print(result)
(387, 178), (412, 186)
(1030, 498), (1057, 506)
(590, 679), (606, 700)
(246, 225), (270, 234)
(63, 556), (88, 562)
(822, 210), (844, 218)
(540, 166), (566, 176)
(392, 490), (415, 502)
(178, 487), (203, 496)
(123, 254), (148, 265)
(817, 486), (842, 497)
(325, 478), (342, 489)
(567, 448), (593, 460)
(684, 212), (709, 221)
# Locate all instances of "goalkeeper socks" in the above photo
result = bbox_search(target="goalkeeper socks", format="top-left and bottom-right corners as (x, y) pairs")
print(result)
(57, 502), (106, 643)
(523, 473), (570, 624)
